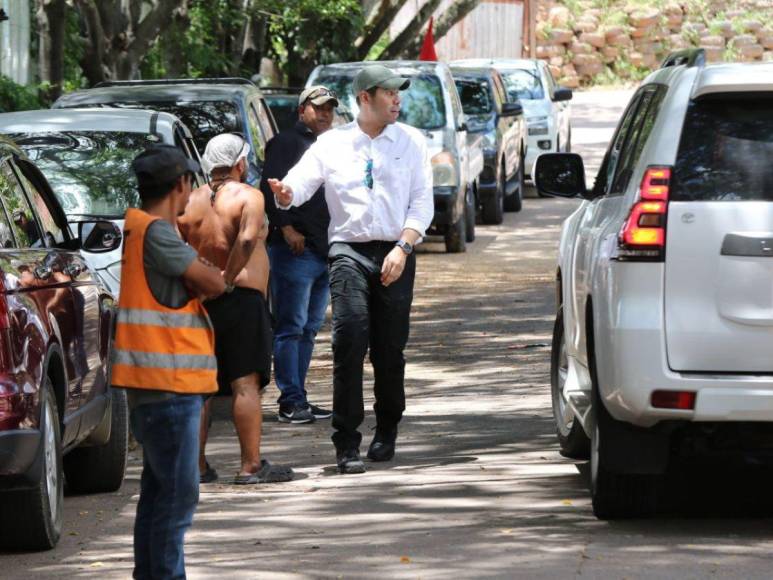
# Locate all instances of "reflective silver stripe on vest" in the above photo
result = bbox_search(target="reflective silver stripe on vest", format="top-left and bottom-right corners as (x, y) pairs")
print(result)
(117, 308), (210, 329)
(112, 349), (217, 370)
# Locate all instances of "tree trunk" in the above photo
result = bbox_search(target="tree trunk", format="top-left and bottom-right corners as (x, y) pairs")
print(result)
(36, 0), (67, 102)
(401, 0), (481, 59)
(377, 0), (442, 61)
(355, 0), (409, 60)
(74, 0), (184, 85)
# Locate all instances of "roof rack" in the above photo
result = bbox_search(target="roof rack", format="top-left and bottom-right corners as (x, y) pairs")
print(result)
(660, 48), (706, 69)
(94, 77), (256, 88)
(260, 86), (304, 94)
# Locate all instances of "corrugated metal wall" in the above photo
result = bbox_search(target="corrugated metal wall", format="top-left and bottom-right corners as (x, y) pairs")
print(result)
(391, 0), (524, 61)
(0, 0), (31, 85)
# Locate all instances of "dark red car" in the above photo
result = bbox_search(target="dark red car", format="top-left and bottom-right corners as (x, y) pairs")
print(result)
(0, 138), (125, 551)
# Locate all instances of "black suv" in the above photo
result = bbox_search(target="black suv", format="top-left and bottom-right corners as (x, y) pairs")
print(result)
(53, 78), (277, 186)
(451, 64), (526, 223)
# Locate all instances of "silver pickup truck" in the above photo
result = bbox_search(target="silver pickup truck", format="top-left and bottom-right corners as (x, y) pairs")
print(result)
(308, 60), (484, 253)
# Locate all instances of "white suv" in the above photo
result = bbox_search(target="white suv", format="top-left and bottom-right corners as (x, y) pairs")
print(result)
(535, 50), (773, 518)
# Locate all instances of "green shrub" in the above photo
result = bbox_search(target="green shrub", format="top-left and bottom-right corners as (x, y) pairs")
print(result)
(0, 76), (43, 113)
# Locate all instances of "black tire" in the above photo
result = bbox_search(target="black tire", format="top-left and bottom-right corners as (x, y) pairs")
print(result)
(504, 156), (524, 213)
(589, 339), (659, 519)
(0, 377), (63, 550)
(464, 186), (476, 243)
(481, 166), (504, 225)
(445, 213), (466, 253)
(550, 307), (590, 459)
(64, 387), (128, 494)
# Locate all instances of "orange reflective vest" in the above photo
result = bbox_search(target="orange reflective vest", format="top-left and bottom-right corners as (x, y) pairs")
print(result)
(111, 209), (217, 394)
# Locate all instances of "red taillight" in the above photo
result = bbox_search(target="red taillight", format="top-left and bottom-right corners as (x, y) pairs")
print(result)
(618, 166), (672, 260)
(651, 390), (696, 410)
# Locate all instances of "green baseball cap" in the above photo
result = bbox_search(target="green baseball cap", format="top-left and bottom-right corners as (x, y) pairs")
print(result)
(352, 64), (411, 94)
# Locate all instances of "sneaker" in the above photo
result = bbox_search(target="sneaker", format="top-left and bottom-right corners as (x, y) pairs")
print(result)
(336, 448), (366, 474)
(278, 404), (315, 424)
(308, 403), (332, 420)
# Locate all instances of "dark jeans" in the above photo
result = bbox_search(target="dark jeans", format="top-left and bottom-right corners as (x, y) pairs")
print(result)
(269, 243), (330, 408)
(328, 242), (416, 452)
(130, 394), (202, 580)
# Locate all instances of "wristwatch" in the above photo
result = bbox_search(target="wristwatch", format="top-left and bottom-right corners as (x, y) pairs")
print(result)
(224, 283), (235, 294)
(396, 240), (413, 255)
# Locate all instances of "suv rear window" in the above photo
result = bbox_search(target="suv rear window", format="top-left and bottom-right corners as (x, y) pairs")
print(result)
(672, 95), (773, 201)
(107, 100), (241, 155)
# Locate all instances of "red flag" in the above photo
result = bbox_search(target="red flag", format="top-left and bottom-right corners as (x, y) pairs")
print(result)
(419, 16), (438, 61)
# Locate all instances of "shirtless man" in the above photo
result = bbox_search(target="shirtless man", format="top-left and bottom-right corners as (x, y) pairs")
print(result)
(179, 133), (293, 484)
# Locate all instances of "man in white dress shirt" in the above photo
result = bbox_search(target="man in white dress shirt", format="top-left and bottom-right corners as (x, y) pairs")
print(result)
(268, 64), (434, 474)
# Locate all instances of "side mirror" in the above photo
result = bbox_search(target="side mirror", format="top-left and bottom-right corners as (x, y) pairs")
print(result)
(501, 101), (523, 116)
(79, 220), (123, 253)
(534, 153), (588, 198)
(553, 87), (573, 102)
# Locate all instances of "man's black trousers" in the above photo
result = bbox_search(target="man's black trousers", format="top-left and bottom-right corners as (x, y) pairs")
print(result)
(328, 242), (416, 452)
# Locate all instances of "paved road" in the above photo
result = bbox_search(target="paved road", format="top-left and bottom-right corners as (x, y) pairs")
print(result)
(6, 89), (773, 578)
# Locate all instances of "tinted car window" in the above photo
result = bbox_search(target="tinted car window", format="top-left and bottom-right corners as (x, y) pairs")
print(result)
(0, 163), (43, 248)
(672, 96), (773, 201)
(594, 92), (643, 196)
(315, 73), (447, 130)
(104, 100), (241, 155)
(14, 165), (65, 245)
(247, 103), (266, 169)
(455, 80), (493, 115)
(0, 198), (14, 248)
(12, 131), (152, 217)
(501, 69), (545, 100)
(609, 88), (664, 194)
(265, 94), (298, 132)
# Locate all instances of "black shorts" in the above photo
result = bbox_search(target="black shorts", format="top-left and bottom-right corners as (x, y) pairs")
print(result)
(204, 287), (272, 392)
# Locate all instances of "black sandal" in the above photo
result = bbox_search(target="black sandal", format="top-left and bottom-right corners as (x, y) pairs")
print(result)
(200, 461), (218, 484)
(233, 459), (294, 484)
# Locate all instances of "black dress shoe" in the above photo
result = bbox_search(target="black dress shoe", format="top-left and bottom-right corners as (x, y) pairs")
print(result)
(367, 428), (397, 462)
(336, 448), (366, 474)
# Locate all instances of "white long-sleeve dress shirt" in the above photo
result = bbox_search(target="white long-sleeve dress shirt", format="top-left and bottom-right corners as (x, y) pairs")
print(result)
(280, 121), (434, 243)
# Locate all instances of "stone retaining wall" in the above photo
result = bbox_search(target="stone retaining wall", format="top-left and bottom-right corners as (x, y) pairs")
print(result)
(536, 0), (773, 87)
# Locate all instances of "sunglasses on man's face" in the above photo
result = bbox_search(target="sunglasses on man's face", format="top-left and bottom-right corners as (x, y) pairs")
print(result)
(307, 88), (338, 101)
(364, 159), (374, 189)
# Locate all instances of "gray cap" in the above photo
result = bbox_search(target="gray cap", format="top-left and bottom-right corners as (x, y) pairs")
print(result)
(202, 133), (251, 175)
(299, 85), (339, 107)
(352, 64), (410, 94)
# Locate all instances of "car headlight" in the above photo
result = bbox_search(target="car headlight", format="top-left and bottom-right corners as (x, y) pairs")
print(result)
(431, 151), (457, 187)
(527, 116), (549, 136)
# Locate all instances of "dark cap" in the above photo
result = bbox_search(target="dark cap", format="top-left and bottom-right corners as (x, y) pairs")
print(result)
(132, 145), (200, 188)
(352, 64), (410, 94)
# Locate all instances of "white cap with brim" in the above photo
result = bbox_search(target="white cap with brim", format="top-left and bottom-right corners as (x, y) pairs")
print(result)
(202, 133), (251, 175)
(299, 85), (339, 107)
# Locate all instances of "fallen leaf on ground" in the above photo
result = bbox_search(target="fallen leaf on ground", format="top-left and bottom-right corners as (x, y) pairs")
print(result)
(561, 499), (573, 506)
(401, 556), (411, 563)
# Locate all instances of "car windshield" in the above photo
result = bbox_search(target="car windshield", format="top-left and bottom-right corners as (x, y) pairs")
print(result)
(104, 100), (241, 155)
(455, 79), (492, 115)
(264, 95), (299, 132)
(501, 69), (544, 100)
(314, 72), (447, 130)
(9, 131), (154, 217)
(672, 96), (773, 201)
